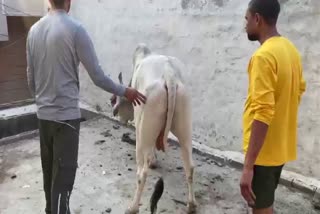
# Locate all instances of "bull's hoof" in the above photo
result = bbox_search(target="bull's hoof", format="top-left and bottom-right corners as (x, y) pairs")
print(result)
(125, 207), (139, 214)
(148, 159), (158, 169)
(187, 201), (197, 214)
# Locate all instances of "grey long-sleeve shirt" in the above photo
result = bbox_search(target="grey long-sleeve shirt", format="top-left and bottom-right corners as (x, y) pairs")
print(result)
(26, 10), (126, 121)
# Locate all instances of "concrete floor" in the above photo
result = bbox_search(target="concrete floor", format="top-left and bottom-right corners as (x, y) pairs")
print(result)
(0, 117), (318, 214)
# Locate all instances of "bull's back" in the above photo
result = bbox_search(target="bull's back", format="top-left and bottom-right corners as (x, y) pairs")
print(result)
(137, 55), (184, 83)
(133, 54), (186, 118)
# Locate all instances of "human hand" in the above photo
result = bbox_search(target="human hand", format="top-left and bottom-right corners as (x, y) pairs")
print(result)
(240, 167), (256, 206)
(124, 87), (147, 106)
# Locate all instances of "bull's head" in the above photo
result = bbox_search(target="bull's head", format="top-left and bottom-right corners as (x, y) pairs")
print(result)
(110, 72), (134, 124)
(111, 44), (151, 124)
(133, 43), (151, 69)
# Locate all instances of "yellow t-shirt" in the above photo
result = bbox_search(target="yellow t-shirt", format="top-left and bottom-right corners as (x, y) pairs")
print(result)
(243, 36), (306, 166)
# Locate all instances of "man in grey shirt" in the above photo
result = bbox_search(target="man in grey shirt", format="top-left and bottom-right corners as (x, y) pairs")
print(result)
(26, 0), (146, 213)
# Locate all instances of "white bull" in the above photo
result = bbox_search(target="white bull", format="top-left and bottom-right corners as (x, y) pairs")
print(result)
(111, 44), (197, 214)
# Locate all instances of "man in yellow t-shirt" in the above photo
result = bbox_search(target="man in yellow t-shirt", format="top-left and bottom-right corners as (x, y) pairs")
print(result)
(241, 0), (306, 213)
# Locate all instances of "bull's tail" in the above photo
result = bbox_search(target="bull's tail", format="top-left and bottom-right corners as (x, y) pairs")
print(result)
(150, 61), (177, 213)
(162, 62), (177, 151)
(150, 177), (164, 214)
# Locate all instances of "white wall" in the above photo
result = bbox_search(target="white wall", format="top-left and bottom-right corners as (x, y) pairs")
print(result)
(71, 0), (320, 178)
(1, 0), (46, 16)
(0, 14), (8, 41)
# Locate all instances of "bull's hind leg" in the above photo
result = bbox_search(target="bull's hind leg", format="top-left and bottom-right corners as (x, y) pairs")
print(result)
(126, 109), (165, 214)
(125, 148), (150, 214)
(148, 147), (158, 169)
(171, 86), (197, 213)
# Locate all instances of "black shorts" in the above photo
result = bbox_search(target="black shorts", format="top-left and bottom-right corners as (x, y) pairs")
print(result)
(251, 165), (284, 209)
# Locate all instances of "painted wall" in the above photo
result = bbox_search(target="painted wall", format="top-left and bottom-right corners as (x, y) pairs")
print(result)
(0, 14), (8, 41)
(71, 0), (320, 178)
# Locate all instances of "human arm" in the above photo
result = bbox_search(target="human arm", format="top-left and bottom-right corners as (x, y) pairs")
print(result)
(74, 25), (146, 105)
(26, 33), (35, 97)
(75, 25), (126, 96)
(240, 55), (277, 205)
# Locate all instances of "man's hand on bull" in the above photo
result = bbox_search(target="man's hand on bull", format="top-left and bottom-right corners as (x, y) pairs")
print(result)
(124, 87), (147, 106)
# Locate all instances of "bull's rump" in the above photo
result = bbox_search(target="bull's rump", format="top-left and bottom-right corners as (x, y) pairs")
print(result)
(138, 81), (168, 151)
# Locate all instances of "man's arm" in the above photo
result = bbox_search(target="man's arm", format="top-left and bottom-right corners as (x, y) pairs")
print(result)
(240, 55), (276, 205)
(244, 120), (269, 169)
(241, 120), (269, 206)
(245, 55), (276, 167)
(74, 25), (126, 96)
(26, 34), (35, 97)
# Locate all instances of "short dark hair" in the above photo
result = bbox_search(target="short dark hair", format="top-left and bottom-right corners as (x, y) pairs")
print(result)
(248, 0), (280, 25)
(52, 0), (66, 8)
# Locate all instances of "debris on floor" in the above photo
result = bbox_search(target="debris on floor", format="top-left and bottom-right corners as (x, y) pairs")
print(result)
(113, 125), (120, 130)
(121, 132), (136, 145)
(95, 140), (106, 145)
(100, 130), (112, 138)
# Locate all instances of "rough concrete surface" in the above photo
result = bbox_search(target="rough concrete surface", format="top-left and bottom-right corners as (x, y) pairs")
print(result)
(70, 0), (320, 179)
(0, 117), (318, 214)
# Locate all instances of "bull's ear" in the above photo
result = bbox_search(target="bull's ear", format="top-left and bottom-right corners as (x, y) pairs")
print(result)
(118, 72), (123, 84)
(128, 78), (132, 87)
(113, 106), (119, 117)
(110, 95), (117, 107)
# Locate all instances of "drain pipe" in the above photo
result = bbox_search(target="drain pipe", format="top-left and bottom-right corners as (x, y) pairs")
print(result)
(1, 0), (4, 15)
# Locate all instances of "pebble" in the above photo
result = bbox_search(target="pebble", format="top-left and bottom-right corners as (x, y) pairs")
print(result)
(100, 130), (112, 138)
(160, 208), (168, 213)
(95, 140), (106, 145)
(214, 161), (224, 167)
